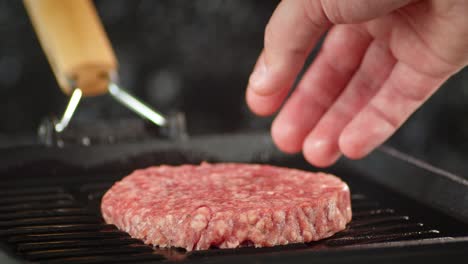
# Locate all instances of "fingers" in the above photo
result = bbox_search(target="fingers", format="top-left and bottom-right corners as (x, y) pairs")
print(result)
(247, 0), (431, 166)
(303, 40), (396, 167)
(339, 62), (448, 159)
(246, 0), (331, 116)
(271, 25), (372, 154)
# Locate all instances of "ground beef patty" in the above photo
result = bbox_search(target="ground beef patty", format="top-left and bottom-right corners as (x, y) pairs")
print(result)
(101, 163), (351, 251)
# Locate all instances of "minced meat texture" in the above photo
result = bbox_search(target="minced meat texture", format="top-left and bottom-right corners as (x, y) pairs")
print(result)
(101, 163), (352, 251)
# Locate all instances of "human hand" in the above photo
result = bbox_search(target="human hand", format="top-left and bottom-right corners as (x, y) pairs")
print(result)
(246, 0), (468, 167)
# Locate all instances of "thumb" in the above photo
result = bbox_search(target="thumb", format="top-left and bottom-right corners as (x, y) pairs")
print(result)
(321, 0), (415, 24)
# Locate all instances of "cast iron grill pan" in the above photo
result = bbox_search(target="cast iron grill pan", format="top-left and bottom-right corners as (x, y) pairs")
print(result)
(0, 150), (467, 264)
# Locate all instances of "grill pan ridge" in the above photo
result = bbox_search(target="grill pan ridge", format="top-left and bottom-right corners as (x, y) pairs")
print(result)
(0, 133), (467, 263)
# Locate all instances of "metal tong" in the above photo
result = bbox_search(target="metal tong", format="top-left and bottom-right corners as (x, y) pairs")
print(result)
(23, 0), (184, 141)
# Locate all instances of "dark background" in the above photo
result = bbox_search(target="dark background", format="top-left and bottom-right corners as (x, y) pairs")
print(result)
(0, 0), (467, 177)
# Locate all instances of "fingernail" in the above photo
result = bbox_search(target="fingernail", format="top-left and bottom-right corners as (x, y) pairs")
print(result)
(248, 57), (269, 94)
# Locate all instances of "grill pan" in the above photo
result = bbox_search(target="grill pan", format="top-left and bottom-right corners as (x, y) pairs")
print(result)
(0, 132), (467, 263)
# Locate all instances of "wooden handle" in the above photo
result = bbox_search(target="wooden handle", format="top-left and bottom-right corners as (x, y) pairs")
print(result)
(23, 0), (117, 96)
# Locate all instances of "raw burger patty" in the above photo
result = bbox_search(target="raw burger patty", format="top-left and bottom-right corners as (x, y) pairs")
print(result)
(101, 163), (352, 251)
